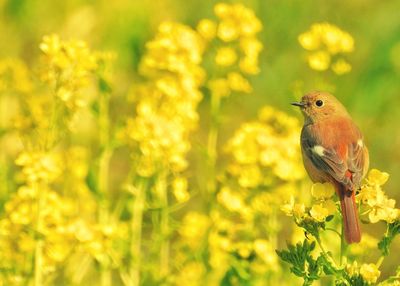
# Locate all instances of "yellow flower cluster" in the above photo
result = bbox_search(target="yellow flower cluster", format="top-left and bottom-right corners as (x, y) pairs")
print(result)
(281, 196), (306, 220)
(126, 22), (205, 178)
(298, 22), (354, 74)
(206, 210), (279, 276)
(173, 261), (206, 286)
(15, 151), (62, 184)
(0, 186), (122, 272)
(0, 58), (32, 93)
(178, 211), (210, 249)
(282, 183), (337, 223)
(309, 183), (337, 222)
(0, 186), (75, 271)
(348, 233), (378, 258)
(183, 106), (304, 282)
(225, 106), (304, 187)
(197, 3), (263, 98)
(346, 261), (381, 284)
(358, 169), (399, 223)
(39, 34), (99, 109)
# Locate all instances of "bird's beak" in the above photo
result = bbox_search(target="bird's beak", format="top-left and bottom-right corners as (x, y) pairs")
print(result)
(291, 101), (306, 107)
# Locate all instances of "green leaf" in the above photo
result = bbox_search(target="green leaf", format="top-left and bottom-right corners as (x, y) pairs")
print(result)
(298, 218), (325, 239)
(378, 220), (400, 256)
(326, 215), (334, 222)
(276, 240), (321, 285)
(99, 77), (112, 93)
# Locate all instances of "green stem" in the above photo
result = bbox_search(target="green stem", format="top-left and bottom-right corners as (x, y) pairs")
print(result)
(33, 84), (61, 285)
(0, 153), (8, 199)
(315, 235), (338, 268)
(98, 85), (112, 286)
(99, 151), (112, 286)
(206, 93), (221, 195)
(340, 223), (345, 266)
(325, 228), (341, 238)
(34, 182), (45, 286)
(376, 256), (384, 268)
(130, 179), (146, 286)
(157, 171), (169, 278)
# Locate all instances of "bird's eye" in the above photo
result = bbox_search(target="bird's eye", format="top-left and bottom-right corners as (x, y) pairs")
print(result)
(315, 100), (324, 107)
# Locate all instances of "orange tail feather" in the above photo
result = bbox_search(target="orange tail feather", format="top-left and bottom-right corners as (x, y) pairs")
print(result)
(337, 184), (361, 244)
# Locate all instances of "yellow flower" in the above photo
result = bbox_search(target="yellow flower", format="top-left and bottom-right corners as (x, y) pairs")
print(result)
(348, 233), (378, 257)
(281, 196), (306, 220)
(214, 3), (231, 18)
(308, 50), (331, 71)
(311, 183), (335, 199)
(240, 38), (263, 57)
(127, 22), (205, 179)
(323, 199), (337, 214)
(197, 19), (217, 40)
(299, 23), (354, 74)
(311, 22), (354, 54)
(215, 47), (238, 66)
(253, 239), (278, 267)
(0, 58), (32, 93)
(366, 169), (389, 186)
(368, 202), (399, 223)
(298, 31), (320, 51)
(310, 204), (329, 222)
(208, 78), (231, 98)
(360, 263), (381, 284)
(217, 187), (245, 211)
(214, 3), (262, 40)
(172, 177), (190, 203)
(227, 72), (252, 93)
(332, 58), (352, 75)
(15, 151), (62, 184)
(235, 242), (253, 258)
(346, 261), (359, 277)
(39, 34), (102, 110)
(174, 262), (206, 286)
(358, 169), (399, 223)
(225, 106), (304, 189)
(239, 56), (260, 74)
(218, 20), (239, 42)
(179, 212), (210, 247)
(238, 165), (262, 188)
(309, 198), (336, 222)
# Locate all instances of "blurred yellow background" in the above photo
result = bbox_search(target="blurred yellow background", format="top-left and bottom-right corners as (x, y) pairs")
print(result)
(0, 0), (400, 285)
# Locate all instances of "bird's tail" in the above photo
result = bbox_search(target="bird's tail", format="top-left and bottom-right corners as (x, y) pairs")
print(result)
(337, 184), (361, 244)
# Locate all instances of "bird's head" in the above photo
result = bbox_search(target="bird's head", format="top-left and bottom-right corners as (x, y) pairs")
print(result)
(291, 91), (350, 124)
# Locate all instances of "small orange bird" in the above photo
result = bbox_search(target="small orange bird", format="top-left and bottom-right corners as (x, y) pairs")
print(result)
(292, 91), (369, 244)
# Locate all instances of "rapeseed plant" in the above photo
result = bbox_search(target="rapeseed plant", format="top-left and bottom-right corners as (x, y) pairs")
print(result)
(0, 3), (398, 286)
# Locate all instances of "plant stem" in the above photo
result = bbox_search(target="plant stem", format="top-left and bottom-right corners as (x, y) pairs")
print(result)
(99, 150), (112, 286)
(340, 223), (346, 266)
(98, 81), (112, 286)
(376, 256), (385, 268)
(34, 85), (60, 285)
(0, 154), (9, 199)
(325, 228), (341, 238)
(157, 171), (169, 278)
(34, 182), (45, 286)
(206, 93), (221, 194)
(130, 179), (146, 286)
(315, 235), (337, 268)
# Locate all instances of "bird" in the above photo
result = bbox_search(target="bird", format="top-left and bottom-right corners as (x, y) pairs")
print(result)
(291, 91), (369, 244)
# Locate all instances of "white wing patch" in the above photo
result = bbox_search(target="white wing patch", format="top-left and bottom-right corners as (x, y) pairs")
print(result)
(357, 139), (363, 148)
(312, 145), (325, 157)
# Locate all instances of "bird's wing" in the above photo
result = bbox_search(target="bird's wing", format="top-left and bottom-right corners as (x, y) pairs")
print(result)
(301, 126), (365, 189)
(346, 140), (366, 187)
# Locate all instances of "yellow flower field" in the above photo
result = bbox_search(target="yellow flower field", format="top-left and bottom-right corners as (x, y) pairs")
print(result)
(0, 1), (400, 285)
